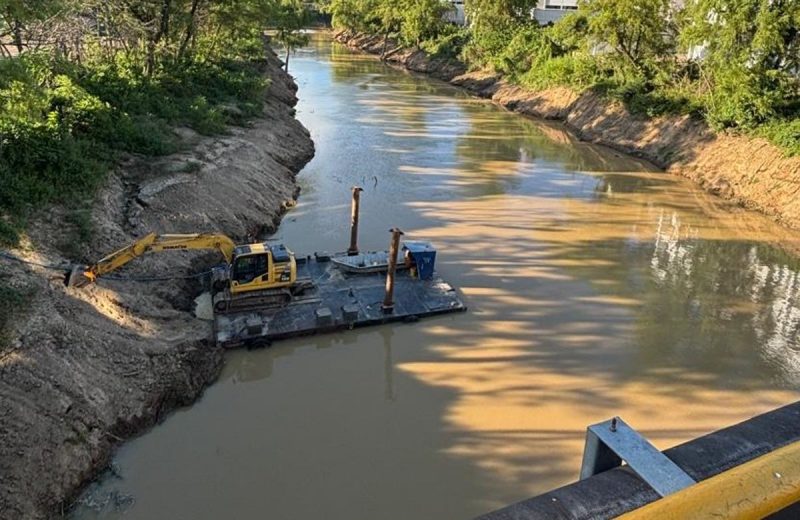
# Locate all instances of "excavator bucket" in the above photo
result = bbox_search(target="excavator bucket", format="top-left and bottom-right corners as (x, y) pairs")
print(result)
(65, 265), (94, 288)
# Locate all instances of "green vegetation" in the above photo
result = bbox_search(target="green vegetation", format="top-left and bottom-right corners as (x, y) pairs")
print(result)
(0, 0), (311, 246)
(322, 0), (453, 51)
(273, 1), (312, 71)
(324, 0), (800, 156)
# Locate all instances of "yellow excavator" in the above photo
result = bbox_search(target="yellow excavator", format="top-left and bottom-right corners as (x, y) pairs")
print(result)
(66, 232), (313, 312)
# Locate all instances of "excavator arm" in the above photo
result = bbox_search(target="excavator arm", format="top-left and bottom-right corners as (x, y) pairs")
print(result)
(67, 232), (238, 287)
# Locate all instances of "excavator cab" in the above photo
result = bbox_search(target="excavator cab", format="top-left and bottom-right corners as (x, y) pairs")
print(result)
(231, 254), (268, 284)
(229, 243), (297, 294)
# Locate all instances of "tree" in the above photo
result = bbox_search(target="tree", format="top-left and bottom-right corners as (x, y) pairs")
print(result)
(0, 0), (63, 53)
(463, 0), (537, 66)
(682, 0), (800, 127)
(325, 0), (374, 31)
(682, 0), (800, 75)
(273, 0), (310, 71)
(177, 0), (204, 59)
(683, 0), (800, 70)
(399, 0), (449, 47)
(375, 0), (402, 56)
(581, 0), (676, 80)
(464, 0), (537, 22)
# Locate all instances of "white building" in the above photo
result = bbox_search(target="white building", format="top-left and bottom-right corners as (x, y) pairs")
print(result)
(445, 0), (467, 26)
(532, 0), (579, 25)
(446, 0), (578, 27)
(445, 0), (707, 63)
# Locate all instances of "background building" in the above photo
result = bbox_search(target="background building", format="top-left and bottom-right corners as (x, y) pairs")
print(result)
(533, 0), (579, 24)
(445, 0), (467, 26)
(446, 0), (579, 27)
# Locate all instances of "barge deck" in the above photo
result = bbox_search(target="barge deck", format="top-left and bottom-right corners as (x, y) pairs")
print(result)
(214, 251), (466, 348)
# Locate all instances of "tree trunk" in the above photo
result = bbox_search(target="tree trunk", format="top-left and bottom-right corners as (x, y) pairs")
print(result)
(206, 22), (224, 58)
(285, 45), (291, 72)
(178, 0), (202, 60)
(146, 38), (156, 75)
(159, 0), (172, 44)
(12, 19), (23, 53)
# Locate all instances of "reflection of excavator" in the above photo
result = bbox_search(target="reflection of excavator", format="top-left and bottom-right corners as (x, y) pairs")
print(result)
(66, 232), (313, 313)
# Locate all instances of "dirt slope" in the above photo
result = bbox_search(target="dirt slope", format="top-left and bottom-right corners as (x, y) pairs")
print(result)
(0, 47), (314, 519)
(335, 30), (800, 230)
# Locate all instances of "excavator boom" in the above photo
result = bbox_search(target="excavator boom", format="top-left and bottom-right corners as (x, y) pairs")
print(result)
(66, 232), (237, 287)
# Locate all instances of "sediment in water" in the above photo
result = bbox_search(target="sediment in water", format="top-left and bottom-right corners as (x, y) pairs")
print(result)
(334, 30), (800, 231)
(0, 46), (315, 519)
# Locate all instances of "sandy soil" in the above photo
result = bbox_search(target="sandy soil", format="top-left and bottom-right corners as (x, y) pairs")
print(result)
(335, 30), (800, 231)
(0, 47), (314, 519)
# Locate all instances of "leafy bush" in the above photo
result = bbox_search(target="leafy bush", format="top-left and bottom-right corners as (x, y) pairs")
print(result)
(547, 11), (590, 54)
(108, 115), (179, 156)
(78, 58), (269, 137)
(462, 17), (516, 69)
(756, 119), (800, 156)
(520, 54), (605, 91)
(0, 51), (271, 246)
(327, 0), (376, 31)
(398, 0), (450, 47)
(492, 25), (548, 77)
(420, 25), (470, 60)
(590, 76), (702, 118)
(0, 220), (18, 246)
(702, 65), (784, 130)
(0, 122), (109, 213)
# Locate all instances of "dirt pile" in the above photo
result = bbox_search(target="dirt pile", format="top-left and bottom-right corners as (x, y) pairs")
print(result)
(0, 47), (314, 519)
(335, 30), (800, 230)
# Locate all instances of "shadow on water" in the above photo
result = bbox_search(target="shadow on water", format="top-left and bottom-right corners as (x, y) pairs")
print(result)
(70, 32), (800, 519)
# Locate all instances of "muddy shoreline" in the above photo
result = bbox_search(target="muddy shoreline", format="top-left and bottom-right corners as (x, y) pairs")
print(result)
(334, 30), (800, 231)
(0, 47), (314, 519)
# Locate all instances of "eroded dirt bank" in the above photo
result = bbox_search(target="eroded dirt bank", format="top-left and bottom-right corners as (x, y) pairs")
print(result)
(335, 30), (800, 230)
(0, 47), (314, 519)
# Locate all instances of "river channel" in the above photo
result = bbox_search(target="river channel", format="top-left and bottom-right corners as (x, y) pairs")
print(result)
(72, 33), (800, 519)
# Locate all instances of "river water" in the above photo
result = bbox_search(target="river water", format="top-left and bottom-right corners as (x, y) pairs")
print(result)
(73, 33), (800, 519)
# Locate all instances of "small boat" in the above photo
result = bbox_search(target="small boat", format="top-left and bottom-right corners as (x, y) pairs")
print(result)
(331, 250), (407, 274)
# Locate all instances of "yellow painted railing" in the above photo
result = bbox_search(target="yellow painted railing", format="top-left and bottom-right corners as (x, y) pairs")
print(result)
(618, 440), (800, 519)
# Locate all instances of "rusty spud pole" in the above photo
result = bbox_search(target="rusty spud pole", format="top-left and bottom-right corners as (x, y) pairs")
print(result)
(347, 186), (364, 256)
(382, 227), (404, 314)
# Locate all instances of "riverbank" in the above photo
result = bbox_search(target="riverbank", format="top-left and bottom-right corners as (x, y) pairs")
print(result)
(335, 30), (800, 231)
(0, 46), (314, 519)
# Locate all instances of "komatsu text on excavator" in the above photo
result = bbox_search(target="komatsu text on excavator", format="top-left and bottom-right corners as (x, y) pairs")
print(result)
(66, 232), (313, 313)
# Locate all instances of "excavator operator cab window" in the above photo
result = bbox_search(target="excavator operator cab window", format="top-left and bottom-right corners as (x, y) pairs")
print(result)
(232, 254), (269, 284)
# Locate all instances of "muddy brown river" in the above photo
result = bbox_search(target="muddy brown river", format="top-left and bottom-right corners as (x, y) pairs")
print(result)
(72, 33), (800, 519)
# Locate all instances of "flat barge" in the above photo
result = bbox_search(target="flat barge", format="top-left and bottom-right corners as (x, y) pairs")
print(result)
(214, 244), (466, 348)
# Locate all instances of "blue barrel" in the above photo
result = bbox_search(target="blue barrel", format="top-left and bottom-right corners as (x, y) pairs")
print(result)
(403, 241), (437, 280)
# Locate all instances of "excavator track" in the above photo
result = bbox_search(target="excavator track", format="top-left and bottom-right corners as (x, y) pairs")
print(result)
(212, 279), (315, 314)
